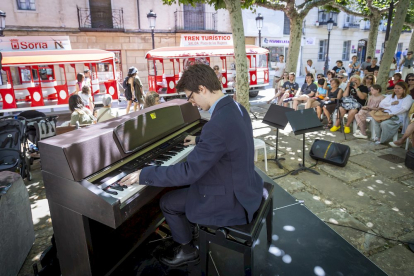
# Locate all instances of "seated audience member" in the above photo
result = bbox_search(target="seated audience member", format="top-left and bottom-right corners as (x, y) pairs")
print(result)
(280, 72), (299, 106)
(366, 57), (379, 73)
(331, 75), (368, 133)
(69, 94), (96, 126)
(332, 60), (346, 74)
(353, 85), (385, 139)
(213, 65), (223, 80)
(96, 94), (118, 123)
(144, 91), (161, 108)
(362, 73), (376, 91)
(79, 85), (94, 111)
(389, 57), (397, 79)
(292, 73), (317, 110)
(373, 82), (412, 144)
(338, 73), (348, 91)
(306, 78), (327, 109)
(348, 55), (360, 76)
(326, 70), (336, 85)
(389, 102), (414, 147)
(387, 73), (403, 90)
(320, 78), (343, 127)
(268, 72), (289, 104)
(405, 73), (414, 98)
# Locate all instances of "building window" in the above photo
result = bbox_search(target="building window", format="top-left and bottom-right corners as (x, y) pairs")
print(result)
(342, 41), (351, 61)
(318, 40), (327, 61)
(283, 13), (290, 35)
(17, 0), (36, 10)
(318, 9), (338, 26)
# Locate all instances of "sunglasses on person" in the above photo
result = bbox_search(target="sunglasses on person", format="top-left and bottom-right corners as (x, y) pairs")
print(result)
(366, 77), (373, 80)
(338, 77), (343, 79)
(408, 78), (414, 81)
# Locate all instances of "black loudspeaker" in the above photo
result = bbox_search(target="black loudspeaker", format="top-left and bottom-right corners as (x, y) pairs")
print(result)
(405, 148), (414, 170)
(309, 139), (351, 167)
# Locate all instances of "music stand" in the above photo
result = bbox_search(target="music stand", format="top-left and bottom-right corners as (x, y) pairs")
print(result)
(285, 109), (323, 175)
(262, 105), (293, 169)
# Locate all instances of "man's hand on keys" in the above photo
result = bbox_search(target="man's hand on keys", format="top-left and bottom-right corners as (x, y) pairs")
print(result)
(119, 170), (142, 186)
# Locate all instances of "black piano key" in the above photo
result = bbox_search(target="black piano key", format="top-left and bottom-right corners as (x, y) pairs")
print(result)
(103, 188), (118, 195)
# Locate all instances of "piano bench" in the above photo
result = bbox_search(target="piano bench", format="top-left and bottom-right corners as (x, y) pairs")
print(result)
(198, 182), (274, 276)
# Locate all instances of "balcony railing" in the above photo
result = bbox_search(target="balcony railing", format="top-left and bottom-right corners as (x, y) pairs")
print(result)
(175, 11), (217, 32)
(77, 7), (124, 31)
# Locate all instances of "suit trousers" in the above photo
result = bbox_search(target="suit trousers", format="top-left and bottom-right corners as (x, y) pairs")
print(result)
(159, 188), (192, 244)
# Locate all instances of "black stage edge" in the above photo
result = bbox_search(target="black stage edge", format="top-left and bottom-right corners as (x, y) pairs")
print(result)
(112, 168), (387, 276)
(262, 105), (293, 169)
(286, 109), (323, 175)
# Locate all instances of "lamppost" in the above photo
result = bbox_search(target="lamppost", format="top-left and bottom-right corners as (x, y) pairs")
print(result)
(256, 13), (264, 47)
(147, 10), (157, 49)
(324, 18), (334, 76)
(0, 10), (6, 37)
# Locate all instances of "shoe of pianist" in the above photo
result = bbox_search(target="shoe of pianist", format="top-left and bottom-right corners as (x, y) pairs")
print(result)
(159, 241), (199, 267)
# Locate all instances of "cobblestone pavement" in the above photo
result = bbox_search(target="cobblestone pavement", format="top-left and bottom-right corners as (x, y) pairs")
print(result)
(18, 101), (414, 276)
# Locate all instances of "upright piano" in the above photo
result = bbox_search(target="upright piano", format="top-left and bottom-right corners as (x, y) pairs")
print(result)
(39, 100), (205, 276)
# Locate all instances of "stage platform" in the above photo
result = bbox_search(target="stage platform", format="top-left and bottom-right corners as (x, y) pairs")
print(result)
(112, 168), (387, 276)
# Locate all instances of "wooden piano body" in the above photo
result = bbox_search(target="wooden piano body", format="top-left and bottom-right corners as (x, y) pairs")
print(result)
(39, 100), (204, 276)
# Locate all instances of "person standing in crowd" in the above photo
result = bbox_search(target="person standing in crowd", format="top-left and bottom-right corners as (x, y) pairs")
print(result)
(119, 64), (263, 267)
(213, 65), (223, 81)
(125, 67), (144, 114)
(403, 48), (408, 58)
(79, 86), (94, 112)
(272, 55), (286, 88)
(405, 73), (414, 98)
(267, 72), (288, 104)
(387, 73), (403, 90)
(366, 57), (379, 74)
(389, 57), (397, 79)
(74, 73), (85, 95)
(305, 59), (316, 79)
(280, 72), (299, 106)
(144, 91), (161, 108)
(96, 94), (118, 123)
(400, 51), (414, 80)
(348, 55), (360, 76)
(332, 60), (345, 74)
(353, 84), (385, 139)
(84, 69), (92, 88)
(395, 51), (402, 67)
(68, 94), (96, 126)
(331, 75), (368, 133)
(373, 82), (412, 144)
(292, 73), (317, 110)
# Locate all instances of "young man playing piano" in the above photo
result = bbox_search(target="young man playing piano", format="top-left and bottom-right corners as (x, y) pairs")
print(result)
(120, 64), (264, 267)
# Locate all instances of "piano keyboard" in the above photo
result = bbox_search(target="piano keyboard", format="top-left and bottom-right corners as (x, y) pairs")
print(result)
(99, 146), (194, 203)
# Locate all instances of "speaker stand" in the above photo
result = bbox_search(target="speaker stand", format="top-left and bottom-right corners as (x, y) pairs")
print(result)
(291, 133), (320, 175)
(268, 128), (285, 169)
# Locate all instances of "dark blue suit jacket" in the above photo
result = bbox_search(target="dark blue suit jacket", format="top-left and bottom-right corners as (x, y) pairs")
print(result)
(140, 96), (263, 226)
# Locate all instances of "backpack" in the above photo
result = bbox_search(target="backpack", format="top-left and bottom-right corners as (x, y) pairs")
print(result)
(122, 76), (129, 91)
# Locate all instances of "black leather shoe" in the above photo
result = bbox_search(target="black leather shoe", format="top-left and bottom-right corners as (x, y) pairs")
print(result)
(159, 243), (199, 267)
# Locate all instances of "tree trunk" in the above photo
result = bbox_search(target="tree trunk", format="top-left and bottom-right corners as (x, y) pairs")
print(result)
(377, 0), (410, 91)
(224, 0), (250, 110)
(409, 28), (414, 52)
(366, 15), (381, 59)
(285, 15), (304, 74)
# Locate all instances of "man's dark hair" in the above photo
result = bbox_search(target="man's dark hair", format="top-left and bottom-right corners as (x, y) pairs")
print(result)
(279, 55), (284, 57)
(367, 56), (372, 59)
(68, 94), (84, 112)
(336, 60), (343, 64)
(176, 64), (221, 93)
(306, 73), (314, 79)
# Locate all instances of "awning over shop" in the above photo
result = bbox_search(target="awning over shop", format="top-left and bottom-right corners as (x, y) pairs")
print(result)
(145, 45), (269, 59)
(1, 49), (115, 66)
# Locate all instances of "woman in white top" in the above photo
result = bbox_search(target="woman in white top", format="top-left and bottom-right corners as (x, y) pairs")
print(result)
(79, 85), (94, 111)
(373, 82), (413, 144)
(389, 57), (397, 78)
(96, 94), (118, 123)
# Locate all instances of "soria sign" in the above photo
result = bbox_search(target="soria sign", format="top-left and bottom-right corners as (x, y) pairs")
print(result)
(180, 34), (233, 47)
(0, 36), (72, 52)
